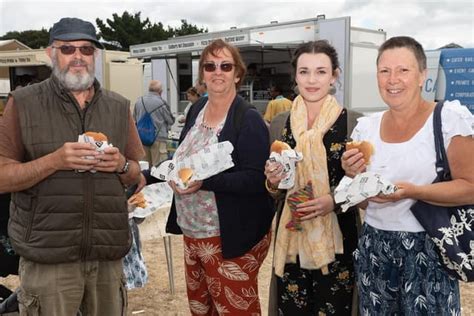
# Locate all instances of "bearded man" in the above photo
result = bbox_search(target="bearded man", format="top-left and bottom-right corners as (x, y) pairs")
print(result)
(0, 17), (144, 315)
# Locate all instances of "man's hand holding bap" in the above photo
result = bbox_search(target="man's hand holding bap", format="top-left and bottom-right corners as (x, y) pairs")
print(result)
(52, 142), (99, 171)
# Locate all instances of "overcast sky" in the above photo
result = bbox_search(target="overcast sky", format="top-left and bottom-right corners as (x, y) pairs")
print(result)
(0, 0), (473, 50)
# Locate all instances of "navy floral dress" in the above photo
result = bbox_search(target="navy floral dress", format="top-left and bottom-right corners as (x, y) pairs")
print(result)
(275, 109), (359, 315)
(122, 218), (148, 289)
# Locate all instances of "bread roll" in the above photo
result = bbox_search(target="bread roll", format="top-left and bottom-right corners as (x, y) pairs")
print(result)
(346, 140), (374, 164)
(128, 192), (147, 208)
(178, 168), (193, 186)
(84, 131), (108, 142)
(270, 140), (291, 154)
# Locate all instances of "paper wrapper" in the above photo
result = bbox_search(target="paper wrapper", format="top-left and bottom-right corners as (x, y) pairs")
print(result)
(77, 134), (113, 173)
(269, 149), (303, 190)
(285, 182), (314, 231)
(150, 141), (235, 189)
(334, 172), (398, 212)
(129, 182), (174, 218)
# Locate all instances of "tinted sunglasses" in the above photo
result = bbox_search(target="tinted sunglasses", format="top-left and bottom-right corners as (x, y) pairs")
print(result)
(52, 45), (96, 56)
(203, 62), (234, 72)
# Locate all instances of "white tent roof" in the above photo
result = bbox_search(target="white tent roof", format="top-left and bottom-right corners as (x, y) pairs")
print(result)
(0, 39), (31, 50)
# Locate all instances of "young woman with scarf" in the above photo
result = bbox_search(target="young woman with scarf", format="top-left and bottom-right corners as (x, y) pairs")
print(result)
(265, 41), (359, 315)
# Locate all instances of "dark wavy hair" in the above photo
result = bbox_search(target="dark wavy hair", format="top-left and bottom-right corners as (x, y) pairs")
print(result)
(377, 36), (426, 71)
(291, 40), (340, 81)
(186, 86), (199, 97)
(198, 39), (247, 89)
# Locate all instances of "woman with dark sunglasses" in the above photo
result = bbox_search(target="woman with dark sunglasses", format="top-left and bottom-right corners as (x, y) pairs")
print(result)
(265, 40), (360, 315)
(166, 39), (274, 315)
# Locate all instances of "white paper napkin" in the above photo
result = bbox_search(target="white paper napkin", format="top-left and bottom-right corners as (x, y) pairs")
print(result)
(269, 148), (303, 189)
(130, 182), (174, 218)
(334, 172), (398, 212)
(77, 134), (113, 173)
(150, 141), (235, 189)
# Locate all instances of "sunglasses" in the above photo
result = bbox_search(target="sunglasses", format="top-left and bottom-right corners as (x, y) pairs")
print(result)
(203, 62), (234, 72)
(52, 45), (96, 56)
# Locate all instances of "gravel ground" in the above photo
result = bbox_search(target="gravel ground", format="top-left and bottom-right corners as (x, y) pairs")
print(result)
(127, 235), (474, 316)
(2, 233), (473, 316)
(127, 235), (273, 316)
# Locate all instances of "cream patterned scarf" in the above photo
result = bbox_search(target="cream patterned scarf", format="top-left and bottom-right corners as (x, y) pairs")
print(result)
(274, 94), (344, 277)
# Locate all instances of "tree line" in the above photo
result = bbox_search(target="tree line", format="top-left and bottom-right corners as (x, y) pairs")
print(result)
(0, 11), (207, 51)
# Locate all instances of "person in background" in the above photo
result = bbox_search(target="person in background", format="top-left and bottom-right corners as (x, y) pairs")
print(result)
(178, 86), (201, 124)
(0, 192), (15, 274)
(186, 86), (200, 106)
(0, 17), (144, 315)
(134, 80), (175, 167)
(166, 39), (274, 315)
(195, 79), (208, 98)
(265, 40), (359, 315)
(342, 36), (473, 315)
(0, 99), (5, 116)
(0, 119), (18, 313)
(263, 85), (292, 125)
(122, 182), (149, 291)
(0, 96), (19, 315)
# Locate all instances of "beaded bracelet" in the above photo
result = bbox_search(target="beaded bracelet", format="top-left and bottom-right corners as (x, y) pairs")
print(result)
(265, 179), (279, 194)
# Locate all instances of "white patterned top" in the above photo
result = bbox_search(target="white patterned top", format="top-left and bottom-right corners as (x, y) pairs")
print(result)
(174, 103), (226, 238)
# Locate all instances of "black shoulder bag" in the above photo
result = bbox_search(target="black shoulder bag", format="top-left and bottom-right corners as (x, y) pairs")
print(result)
(411, 101), (474, 282)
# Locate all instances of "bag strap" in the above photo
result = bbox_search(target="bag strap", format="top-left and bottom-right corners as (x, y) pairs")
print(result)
(150, 103), (165, 115)
(433, 100), (451, 181)
(140, 97), (149, 114)
(232, 97), (255, 135)
(141, 97), (165, 115)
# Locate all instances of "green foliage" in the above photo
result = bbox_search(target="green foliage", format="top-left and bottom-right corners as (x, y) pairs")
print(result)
(96, 12), (207, 51)
(0, 12), (207, 51)
(169, 19), (208, 37)
(0, 29), (49, 49)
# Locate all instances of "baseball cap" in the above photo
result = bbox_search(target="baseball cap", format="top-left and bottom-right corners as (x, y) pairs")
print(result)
(49, 17), (104, 49)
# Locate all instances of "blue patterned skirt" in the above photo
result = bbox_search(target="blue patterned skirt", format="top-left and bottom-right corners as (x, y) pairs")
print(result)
(354, 223), (460, 316)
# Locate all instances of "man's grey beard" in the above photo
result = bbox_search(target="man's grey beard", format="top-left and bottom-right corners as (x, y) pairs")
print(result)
(51, 50), (95, 91)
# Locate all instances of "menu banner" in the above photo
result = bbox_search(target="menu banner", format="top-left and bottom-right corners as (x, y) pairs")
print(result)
(438, 48), (474, 113)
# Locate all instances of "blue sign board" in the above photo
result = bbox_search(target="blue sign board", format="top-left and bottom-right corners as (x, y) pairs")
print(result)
(439, 48), (474, 113)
